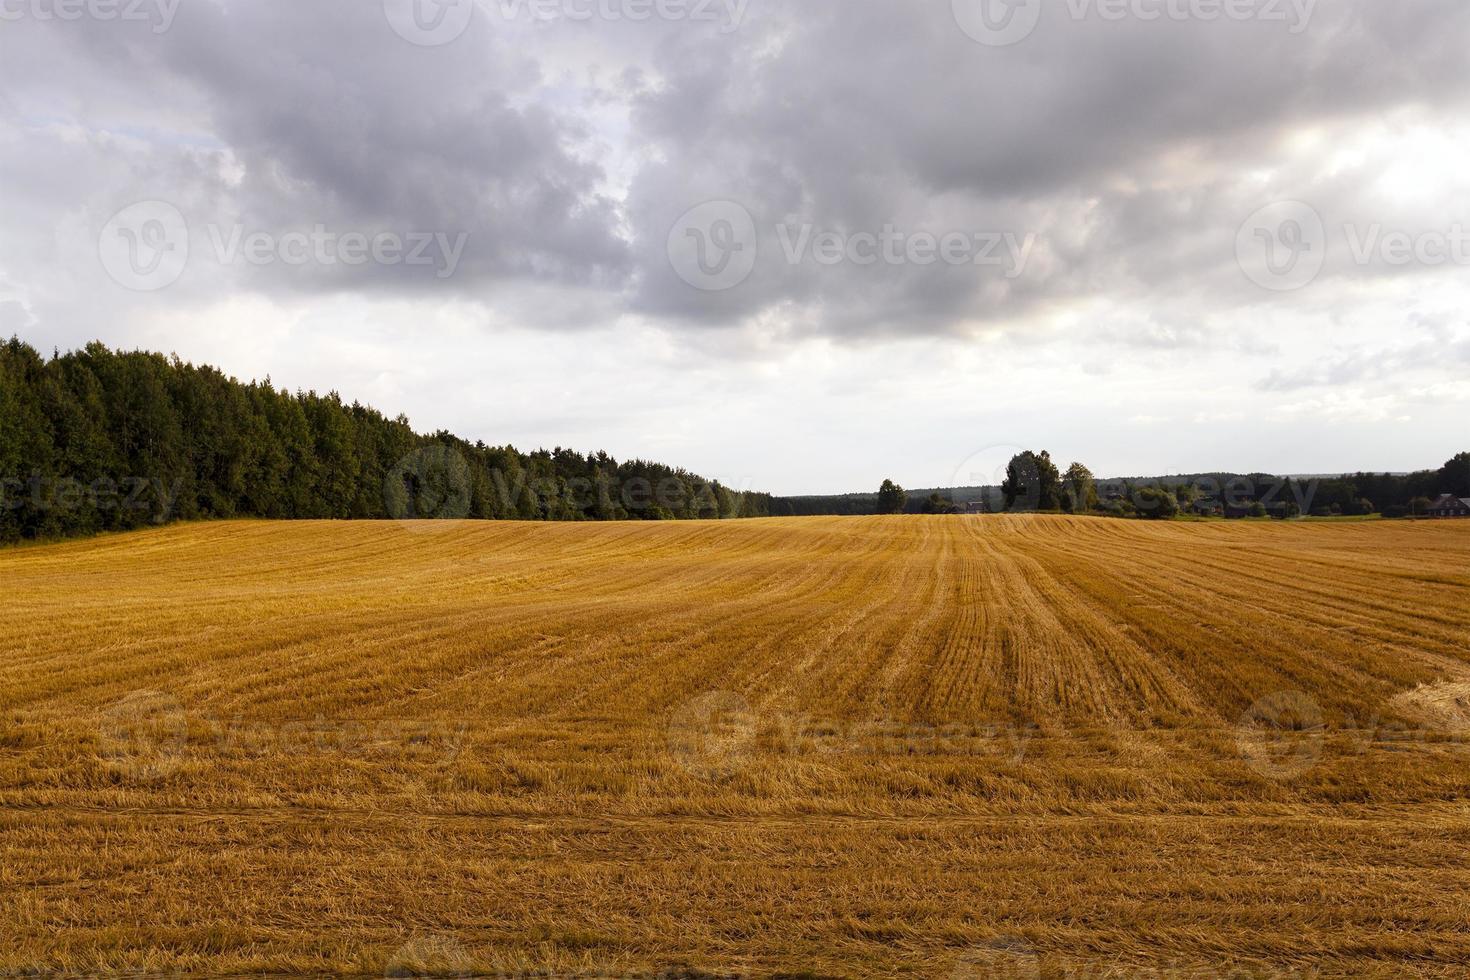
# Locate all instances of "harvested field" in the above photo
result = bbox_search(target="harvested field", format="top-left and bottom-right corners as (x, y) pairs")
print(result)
(2, 515), (1469, 977)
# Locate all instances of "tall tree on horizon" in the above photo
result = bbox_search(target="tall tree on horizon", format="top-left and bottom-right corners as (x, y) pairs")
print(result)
(1002, 451), (1062, 511)
(876, 479), (907, 515)
(1441, 452), (1470, 497)
(1062, 462), (1098, 514)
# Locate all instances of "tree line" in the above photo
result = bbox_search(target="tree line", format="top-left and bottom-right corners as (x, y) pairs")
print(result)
(843, 449), (1470, 520)
(0, 338), (773, 544)
(1080, 459), (1470, 520)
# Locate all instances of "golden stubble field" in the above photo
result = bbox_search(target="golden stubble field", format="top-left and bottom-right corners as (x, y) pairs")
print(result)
(2, 515), (1470, 977)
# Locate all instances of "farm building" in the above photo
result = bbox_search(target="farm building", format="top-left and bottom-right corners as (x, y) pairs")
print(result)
(1425, 493), (1470, 518)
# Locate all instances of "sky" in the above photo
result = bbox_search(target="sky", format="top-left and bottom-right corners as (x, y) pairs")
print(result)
(1, 0), (1468, 495)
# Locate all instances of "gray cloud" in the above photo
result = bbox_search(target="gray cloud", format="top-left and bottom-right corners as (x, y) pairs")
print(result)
(623, 1), (1470, 335)
(1, 0), (630, 311)
(2, 0), (1469, 355)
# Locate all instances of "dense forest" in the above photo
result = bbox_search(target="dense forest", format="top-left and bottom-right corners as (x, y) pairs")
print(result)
(0, 339), (773, 543)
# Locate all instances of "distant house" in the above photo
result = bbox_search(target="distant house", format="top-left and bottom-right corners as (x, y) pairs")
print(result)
(963, 501), (987, 514)
(1425, 493), (1470, 518)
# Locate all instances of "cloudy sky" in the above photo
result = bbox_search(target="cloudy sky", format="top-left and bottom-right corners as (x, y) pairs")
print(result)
(2, 0), (1468, 494)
